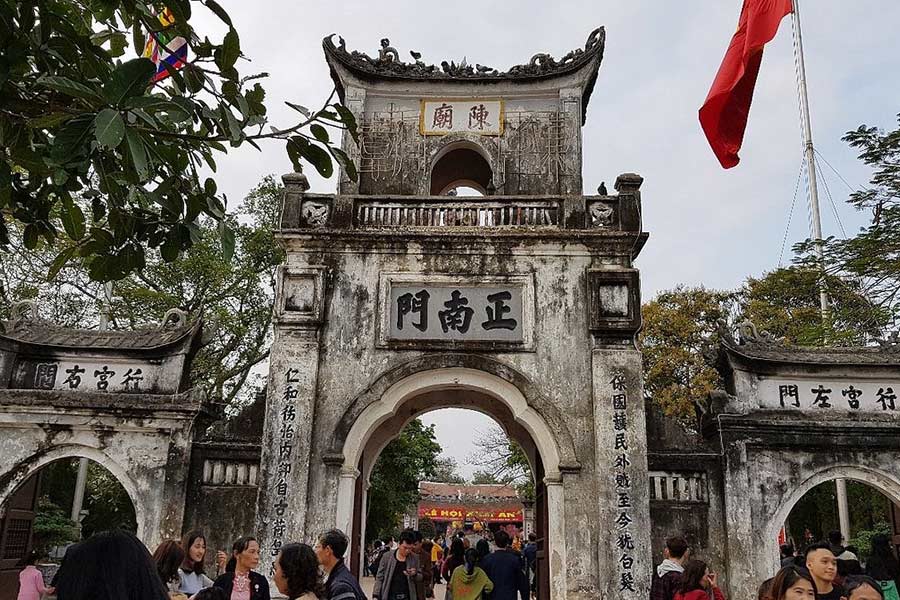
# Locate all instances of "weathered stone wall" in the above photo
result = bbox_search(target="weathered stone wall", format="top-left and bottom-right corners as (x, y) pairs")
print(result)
(355, 93), (582, 196)
(0, 390), (203, 550)
(644, 401), (728, 574)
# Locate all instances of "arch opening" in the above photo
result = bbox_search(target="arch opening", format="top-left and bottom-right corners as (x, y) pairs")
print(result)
(430, 147), (493, 196)
(336, 368), (563, 600)
(0, 456), (138, 593)
(765, 466), (900, 573)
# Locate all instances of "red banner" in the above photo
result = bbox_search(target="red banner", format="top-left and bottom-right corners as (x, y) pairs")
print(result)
(418, 503), (523, 523)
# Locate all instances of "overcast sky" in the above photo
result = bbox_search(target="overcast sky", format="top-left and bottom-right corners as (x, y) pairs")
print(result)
(192, 2), (900, 477)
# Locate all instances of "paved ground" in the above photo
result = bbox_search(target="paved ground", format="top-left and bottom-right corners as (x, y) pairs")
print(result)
(360, 575), (448, 599)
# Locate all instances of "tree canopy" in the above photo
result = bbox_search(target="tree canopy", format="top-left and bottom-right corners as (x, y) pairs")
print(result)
(1, 174), (284, 406)
(795, 112), (900, 334)
(1, 0), (356, 281)
(366, 419), (442, 542)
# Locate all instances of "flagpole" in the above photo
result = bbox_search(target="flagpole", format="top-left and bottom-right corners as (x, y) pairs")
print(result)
(792, 0), (852, 541)
(791, 0), (829, 319)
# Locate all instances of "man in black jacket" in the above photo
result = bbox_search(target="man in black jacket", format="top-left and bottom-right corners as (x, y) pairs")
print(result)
(480, 530), (529, 600)
(317, 529), (369, 600)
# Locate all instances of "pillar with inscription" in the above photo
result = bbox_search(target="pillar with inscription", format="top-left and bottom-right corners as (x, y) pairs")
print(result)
(258, 28), (653, 598)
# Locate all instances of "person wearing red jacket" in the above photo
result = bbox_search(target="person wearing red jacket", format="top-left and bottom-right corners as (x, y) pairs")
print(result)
(673, 560), (726, 600)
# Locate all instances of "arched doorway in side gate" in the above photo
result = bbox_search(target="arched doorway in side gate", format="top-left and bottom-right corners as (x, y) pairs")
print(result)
(765, 466), (900, 568)
(0, 451), (141, 599)
(333, 368), (567, 600)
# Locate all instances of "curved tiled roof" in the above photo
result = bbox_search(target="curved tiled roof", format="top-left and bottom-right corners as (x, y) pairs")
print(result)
(1, 319), (198, 352)
(718, 320), (900, 366)
(323, 28), (605, 124)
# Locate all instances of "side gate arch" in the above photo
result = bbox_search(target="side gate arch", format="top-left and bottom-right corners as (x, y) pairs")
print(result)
(704, 324), (900, 600)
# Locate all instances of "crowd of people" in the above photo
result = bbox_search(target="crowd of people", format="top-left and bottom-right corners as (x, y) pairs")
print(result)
(364, 526), (534, 600)
(651, 531), (900, 600)
(15, 524), (539, 600)
(16, 527), (367, 600)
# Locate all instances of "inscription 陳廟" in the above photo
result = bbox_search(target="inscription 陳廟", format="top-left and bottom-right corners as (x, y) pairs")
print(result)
(420, 99), (504, 136)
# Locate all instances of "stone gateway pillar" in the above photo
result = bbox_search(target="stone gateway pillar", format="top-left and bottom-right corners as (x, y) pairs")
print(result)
(258, 28), (653, 598)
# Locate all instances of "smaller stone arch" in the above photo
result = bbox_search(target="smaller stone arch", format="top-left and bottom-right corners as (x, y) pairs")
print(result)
(427, 137), (498, 195)
(0, 444), (148, 541)
(763, 463), (900, 573)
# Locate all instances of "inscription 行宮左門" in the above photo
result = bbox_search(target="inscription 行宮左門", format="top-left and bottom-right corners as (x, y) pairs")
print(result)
(761, 379), (900, 412)
(420, 99), (504, 136)
(389, 284), (524, 344)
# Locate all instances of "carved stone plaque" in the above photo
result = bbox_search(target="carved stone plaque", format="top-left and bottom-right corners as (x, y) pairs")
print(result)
(378, 273), (534, 349)
(420, 99), (504, 136)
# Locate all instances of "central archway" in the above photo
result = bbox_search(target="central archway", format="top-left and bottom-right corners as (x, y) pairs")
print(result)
(335, 367), (567, 600)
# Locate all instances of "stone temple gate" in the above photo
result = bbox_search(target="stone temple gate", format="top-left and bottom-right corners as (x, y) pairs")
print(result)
(3, 25), (899, 600)
(256, 27), (653, 599)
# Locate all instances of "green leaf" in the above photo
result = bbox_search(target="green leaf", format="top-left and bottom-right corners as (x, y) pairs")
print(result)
(219, 28), (240, 70)
(333, 103), (359, 143)
(48, 246), (78, 281)
(132, 23), (146, 57)
(204, 0), (233, 26)
(299, 141), (333, 178)
(219, 221), (235, 261)
(125, 129), (149, 180)
(330, 146), (358, 182)
(285, 102), (310, 117)
(94, 109), (125, 149)
(310, 124), (329, 143)
(103, 58), (156, 106)
(37, 76), (102, 102)
(28, 113), (73, 129)
(60, 197), (86, 240)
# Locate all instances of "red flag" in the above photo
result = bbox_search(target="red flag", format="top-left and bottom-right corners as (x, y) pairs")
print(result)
(699, 0), (793, 168)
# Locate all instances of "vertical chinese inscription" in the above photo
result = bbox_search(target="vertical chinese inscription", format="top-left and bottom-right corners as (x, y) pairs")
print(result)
(610, 371), (635, 593)
(270, 368), (299, 563)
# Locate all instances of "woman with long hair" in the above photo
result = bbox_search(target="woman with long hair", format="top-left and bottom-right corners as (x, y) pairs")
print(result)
(866, 534), (900, 600)
(767, 566), (816, 600)
(152, 540), (187, 599)
(674, 559), (726, 600)
(273, 543), (325, 600)
(53, 530), (169, 600)
(179, 531), (215, 595)
(448, 548), (493, 600)
(442, 538), (465, 582)
(213, 536), (270, 600)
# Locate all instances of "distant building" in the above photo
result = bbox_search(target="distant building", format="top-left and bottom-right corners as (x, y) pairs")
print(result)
(413, 482), (529, 536)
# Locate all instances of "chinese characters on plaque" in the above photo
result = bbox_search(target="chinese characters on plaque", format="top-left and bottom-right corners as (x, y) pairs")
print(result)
(761, 380), (900, 413)
(420, 99), (504, 136)
(610, 371), (636, 593)
(25, 360), (153, 393)
(269, 368), (300, 564)
(389, 285), (524, 343)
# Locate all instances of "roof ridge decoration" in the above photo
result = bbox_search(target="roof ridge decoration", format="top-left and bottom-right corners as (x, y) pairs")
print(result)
(323, 27), (605, 82)
(1, 300), (197, 351)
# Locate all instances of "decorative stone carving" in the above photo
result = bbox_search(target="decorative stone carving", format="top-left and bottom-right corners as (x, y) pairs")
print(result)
(8, 300), (40, 329)
(587, 269), (641, 337)
(160, 308), (188, 330)
(323, 26), (605, 82)
(300, 200), (330, 228)
(589, 202), (614, 227)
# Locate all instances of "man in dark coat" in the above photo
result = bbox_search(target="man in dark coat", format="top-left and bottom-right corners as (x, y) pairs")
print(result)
(650, 535), (689, 600)
(479, 530), (529, 600)
(317, 528), (369, 600)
